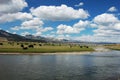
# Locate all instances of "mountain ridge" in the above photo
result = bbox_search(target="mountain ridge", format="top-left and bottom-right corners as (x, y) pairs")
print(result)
(0, 30), (46, 42)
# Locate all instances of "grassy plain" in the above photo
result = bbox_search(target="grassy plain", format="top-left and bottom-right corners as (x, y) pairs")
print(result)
(0, 42), (94, 53)
(105, 44), (120, 50)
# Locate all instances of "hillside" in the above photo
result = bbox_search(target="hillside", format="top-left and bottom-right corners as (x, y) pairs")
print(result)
(0, 30), (46, 42)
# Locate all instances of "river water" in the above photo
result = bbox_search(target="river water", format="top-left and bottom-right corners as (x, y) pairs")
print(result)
(0, 51), (120, 80)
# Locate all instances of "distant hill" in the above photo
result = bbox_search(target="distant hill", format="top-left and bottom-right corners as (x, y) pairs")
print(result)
(0, 30), (46, 42)
(0, 30), (117, 44)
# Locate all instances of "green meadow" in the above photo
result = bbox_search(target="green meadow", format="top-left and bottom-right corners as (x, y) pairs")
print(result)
(0, 42), (94, 53)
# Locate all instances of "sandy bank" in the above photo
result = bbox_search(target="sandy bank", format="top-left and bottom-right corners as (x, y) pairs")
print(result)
(0, 51), (92, 55)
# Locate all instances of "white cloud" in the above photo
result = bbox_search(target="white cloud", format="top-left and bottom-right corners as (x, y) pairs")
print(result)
(87, 13), (120, 42)
(30, 4), (89, 21)
(21, 18), (44, 30)
(75, 2), (84, 7)
(56, 34), (71, 40)
(93, 13), (119, 25)
(21, 31), (30, 36)
(73, 33), (120, 43)
(90, 23), (97, 28)
(34, 32), (42, 36)
(11, 18), (44, 31)
(0, 0), (28, 15)
(11, 26), (20, 31)
(13, 32), (16, 34)
(69, 13), (120, 43)
(41, 27), (53, 32)
(73, 20), (89, 28)
(108, 6), (117, 12)
(114, 23), (120, 30)
(35, 26), (54, 36)
(0, 12), (33, 23)
(57, 20), (89, 34)
(11, 18), (54, 36)
(57, 24), (78, 34)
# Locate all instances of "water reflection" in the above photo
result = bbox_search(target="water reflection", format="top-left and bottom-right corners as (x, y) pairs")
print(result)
(0, 51), (120, 80)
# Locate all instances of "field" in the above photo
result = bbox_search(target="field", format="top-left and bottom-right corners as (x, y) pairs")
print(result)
(0, 42), (94, 53)
(104, 44), (120, 50)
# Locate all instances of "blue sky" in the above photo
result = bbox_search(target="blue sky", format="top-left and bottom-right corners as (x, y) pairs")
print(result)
(0, 0), (120, 42)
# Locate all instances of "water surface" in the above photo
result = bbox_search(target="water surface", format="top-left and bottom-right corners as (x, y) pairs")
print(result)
(0, 51), (120, 80)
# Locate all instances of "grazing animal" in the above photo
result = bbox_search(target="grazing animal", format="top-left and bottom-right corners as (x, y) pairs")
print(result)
(69, 45), (72, 48)
(86, 46), (89, 48)
(21, 44), (24, 48)
(39, 44), (42, 46)
(23, 47), (28, 50)
(79, 46), (83, 48)
(0, 43), (3, 45)
(28, 45), (34, 48)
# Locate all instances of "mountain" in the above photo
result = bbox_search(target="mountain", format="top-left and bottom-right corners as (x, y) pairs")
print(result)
(0, 30), (116, 44)
(25, 35), (69, 43)
(0, 30), (46, 42)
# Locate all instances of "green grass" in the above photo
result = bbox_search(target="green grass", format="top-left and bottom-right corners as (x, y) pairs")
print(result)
(0, 42), (94, 53)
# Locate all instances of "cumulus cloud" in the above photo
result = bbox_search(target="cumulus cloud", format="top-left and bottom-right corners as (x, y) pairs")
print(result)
(93, 13), (119, 25)
(41, 27), (53, 32)
(108, 6), (117, 12)
(70, 12), (120, 43)
(21, 31), (30, 36)
(57, 20), (89, 34)
(34, 27), (54, 36)
(0, 12), (33, 23)
(76, 33), (120, 42)
(57, 24), (78, 34)
(0, 0), (31, 23)
(11, 26), (20, 31)
(0, 0), (28, 15)
(20, 18), (44, 30)
(89, 13), (120, 42)
(30, 4), (89, 21)
(11, 18), (53, 36)
(75, 2), (84, 7)
(11, 18), (43, 30)
(73, 20), (89, 28)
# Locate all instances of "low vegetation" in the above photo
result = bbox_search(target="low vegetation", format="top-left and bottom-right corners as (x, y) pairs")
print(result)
(104, 44), (120, 50)
(0, 41), (94, 53)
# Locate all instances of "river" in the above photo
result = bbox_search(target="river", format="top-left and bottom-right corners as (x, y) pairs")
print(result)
(0, 51), (120, 80)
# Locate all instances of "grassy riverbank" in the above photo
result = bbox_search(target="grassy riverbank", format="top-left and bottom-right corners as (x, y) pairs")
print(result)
(104, 44), (120, 50)
(0, 42), (94, 53)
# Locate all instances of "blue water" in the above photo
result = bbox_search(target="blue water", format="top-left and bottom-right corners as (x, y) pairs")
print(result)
(0, 51), (120, 80)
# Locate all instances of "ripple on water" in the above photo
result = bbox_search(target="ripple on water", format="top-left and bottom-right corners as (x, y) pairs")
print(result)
(85, 51), (120, 57)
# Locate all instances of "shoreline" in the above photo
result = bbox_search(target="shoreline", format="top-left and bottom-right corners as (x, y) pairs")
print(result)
(0, 51), (92, 55)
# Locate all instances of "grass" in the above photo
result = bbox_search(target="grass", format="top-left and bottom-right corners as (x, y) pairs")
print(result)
(104, 44), (120, 50)
(0, 42), (94, 53)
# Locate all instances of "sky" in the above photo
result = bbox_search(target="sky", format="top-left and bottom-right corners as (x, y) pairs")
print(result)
(0, 0), (120, 42)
